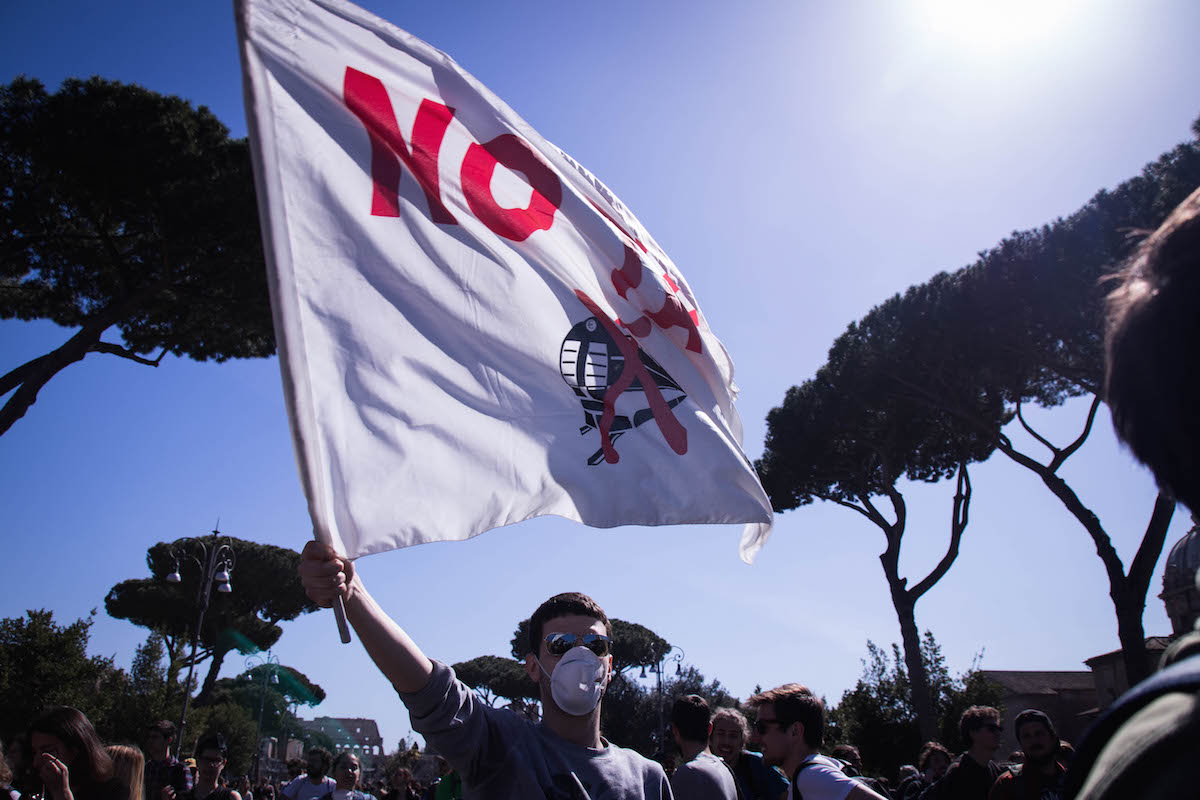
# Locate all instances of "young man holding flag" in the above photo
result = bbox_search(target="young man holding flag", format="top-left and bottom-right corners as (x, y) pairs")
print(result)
(242, 1), (768, 792)
(299, 542), (672, 799)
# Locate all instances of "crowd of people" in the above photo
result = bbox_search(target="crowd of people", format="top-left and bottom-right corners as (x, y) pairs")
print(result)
(0, 714), (460, 800)
(649, 691), (1071, 799)
(0, 692), (1078, 800)
(292, 542), (1093, 800)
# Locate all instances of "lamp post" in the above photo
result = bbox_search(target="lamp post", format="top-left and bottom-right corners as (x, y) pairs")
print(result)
(246, 651), (281, 783)
(166, 530), (236, 756)
(641, 646), (685, 752)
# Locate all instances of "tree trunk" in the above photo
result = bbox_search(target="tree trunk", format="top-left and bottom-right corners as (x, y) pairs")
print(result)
(1113, 586), (1152, 687)
(197, 646), (229, 705)
(984, 405), (1178, 695)
(890, 587), (937, 741)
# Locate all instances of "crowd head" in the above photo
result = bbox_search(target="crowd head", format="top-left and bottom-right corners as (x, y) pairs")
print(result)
(30, 705), (116, 797)
(1105, 184), (1200, 513)
(959, 705), (1002, 750)
(305, 746), (332, 778)
(145, 720), (176, 762)
(332, 751), (361, 789)
(670, 694), (712, 744)
(526, 592), (613, 656)
(748, 683), (824, 749)
(918, 741), (951, 779)
(708, 706), (748, 764)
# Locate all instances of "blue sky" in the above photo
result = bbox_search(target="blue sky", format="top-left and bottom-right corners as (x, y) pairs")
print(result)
(3, 0), (1200, 751)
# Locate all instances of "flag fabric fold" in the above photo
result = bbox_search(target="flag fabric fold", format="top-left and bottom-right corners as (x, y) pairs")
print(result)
(235, 0), (774, 564)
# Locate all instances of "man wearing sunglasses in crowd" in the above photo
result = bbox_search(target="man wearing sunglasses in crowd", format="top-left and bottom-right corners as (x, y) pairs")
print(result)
(746, 684), (886, 800)
(927, 706), (1003, 800)
(298, 542), (672, 799)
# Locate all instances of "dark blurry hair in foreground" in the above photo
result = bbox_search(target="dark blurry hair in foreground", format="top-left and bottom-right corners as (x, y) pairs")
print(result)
(1105, 185), (1200, 513)
(29, 706), (114, 785)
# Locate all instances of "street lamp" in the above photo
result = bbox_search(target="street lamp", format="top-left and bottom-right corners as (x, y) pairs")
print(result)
(648, 646), (685, 753)
(246, 651), (281, 783)
(166, 529), (237, 756)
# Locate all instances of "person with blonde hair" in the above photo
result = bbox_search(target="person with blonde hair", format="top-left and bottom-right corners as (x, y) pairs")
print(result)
(1, 742), (20, 800)
(106, 746), (145, 800)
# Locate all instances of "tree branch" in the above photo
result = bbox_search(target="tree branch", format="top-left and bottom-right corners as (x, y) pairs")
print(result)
(0, 352), (54, 397)
(815, 492), (875, 523)
(90, 341), (168, 366)
(1016, 399), (1059, 457)
(996, 433), (1130, 589)
(990, 435), (1048, 475)
(0, 274), (175, 436)
(1126, 491), (1177, 600)
(910, 462), (971, 602)
(859, 492), (894, 532)
(1052, 393), (1102, 470)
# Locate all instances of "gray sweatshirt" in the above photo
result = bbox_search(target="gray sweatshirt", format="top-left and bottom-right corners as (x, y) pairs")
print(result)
(401, 661), (674, 799)
(670, 752), (738, 800)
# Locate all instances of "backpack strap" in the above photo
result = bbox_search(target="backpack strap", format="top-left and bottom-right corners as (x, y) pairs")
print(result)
(719, 758), (745, 800)
(1065, 652), (1200, 797)
(789, 759), (823, 800)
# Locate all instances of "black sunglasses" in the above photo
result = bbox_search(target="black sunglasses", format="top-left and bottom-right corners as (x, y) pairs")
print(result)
(544, 632), (613, 658)
(754, 719), (787, 735)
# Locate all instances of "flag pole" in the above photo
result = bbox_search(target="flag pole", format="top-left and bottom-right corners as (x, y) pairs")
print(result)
(334, 595), (351, 643)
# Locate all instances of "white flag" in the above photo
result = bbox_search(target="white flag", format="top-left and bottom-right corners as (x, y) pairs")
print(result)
(236, 0), (773, 563)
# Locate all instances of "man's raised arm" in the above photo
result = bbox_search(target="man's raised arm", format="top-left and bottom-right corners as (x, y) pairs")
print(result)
(299, 541), (434, 693)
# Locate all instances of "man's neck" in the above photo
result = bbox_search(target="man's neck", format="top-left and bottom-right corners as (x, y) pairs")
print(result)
(678, 741), (710, 763)
(1028, 756), (1061, 777)
(307, 774), (326, 785)
(542, 703), (603, 748)
(966, 746), (993, 766)
(781, 745), (815, 779)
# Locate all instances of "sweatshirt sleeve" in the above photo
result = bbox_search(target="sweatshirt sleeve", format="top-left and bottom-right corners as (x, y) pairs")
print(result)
(397, 660), (502, 782)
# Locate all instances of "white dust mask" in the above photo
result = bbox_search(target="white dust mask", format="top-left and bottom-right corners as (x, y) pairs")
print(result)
(536, 646), (609, 716)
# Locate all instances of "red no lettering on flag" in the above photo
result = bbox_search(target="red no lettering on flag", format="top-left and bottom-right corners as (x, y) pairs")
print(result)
(236, 0), (773, 562)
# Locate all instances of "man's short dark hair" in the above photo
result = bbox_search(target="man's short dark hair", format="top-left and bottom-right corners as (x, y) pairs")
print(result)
(671, 694), (712, 743)
(194, 733), (228, 760)
(1105, 185), (1200, 513)
(748, 683), (824, 749)
(526, 592), (612, 656)
(959, 706), (1000, 746)
(306, 747), (332, 772)
(147, 720), (177, 742)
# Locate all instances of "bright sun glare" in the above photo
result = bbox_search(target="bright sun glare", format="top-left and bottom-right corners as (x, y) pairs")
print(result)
(914, 0), (1086, 54)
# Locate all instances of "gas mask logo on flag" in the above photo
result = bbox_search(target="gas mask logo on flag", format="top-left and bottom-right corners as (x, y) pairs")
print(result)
(560, 312), (687, 466)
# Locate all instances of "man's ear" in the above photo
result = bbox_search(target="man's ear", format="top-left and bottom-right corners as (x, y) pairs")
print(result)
(707, 721), (714, 738)
(524, 653), (541, 682)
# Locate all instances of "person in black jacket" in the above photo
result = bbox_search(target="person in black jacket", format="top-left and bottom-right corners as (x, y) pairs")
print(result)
(927, 707), (1002, 800)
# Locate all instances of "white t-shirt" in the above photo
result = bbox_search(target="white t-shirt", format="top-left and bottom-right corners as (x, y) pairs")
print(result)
(788, 754), (861, 800)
